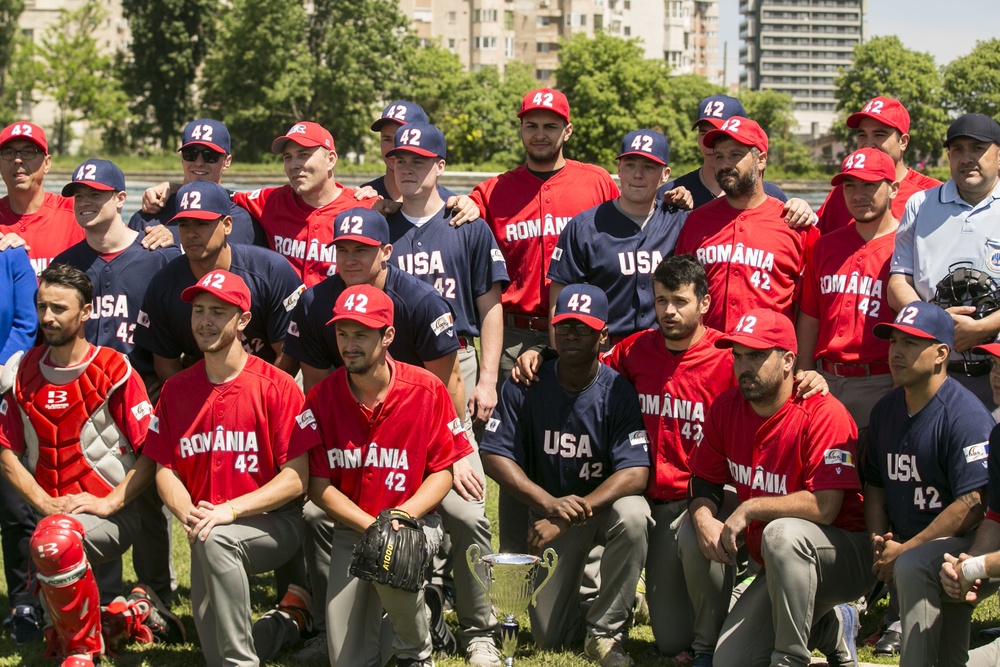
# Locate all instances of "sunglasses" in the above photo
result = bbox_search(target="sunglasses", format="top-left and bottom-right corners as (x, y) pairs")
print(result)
(181, 148), (224, 163)
(0, 147), (42, 161)
(553, 322), (599, 336)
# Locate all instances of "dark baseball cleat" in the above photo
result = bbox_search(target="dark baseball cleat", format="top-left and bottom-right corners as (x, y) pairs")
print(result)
(3, 604), (43, 644)
(873, 628), (901, 656)
(129, 583), (186, 644)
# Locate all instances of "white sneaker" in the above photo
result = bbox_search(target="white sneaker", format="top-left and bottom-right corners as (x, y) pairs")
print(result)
(466, 636), (502, 667)
(292, 633), (328, 662)
(584, 632), (634, 667)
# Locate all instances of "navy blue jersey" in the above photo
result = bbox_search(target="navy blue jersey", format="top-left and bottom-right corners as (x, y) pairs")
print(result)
(546, 200), (687, 337)
(358, 176), (457, 202)
(867, 378), (993, 540)
(128, 191), (265, 247)
(387, 207), (509, 337)
(54, 238), (180, 377)
(283, 265), (460, 369)
(659, 169), (788, 210)
(989, 424), (1000, 518)
(481, 361), (650, 497)
(134, 244), (304, 364)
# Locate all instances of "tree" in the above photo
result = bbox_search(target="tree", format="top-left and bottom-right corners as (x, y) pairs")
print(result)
(662, 74), (726, 168)
(121, 0), (216, 151)
(388, 43), (465, 127)
(36, 1), (131, 154)
(834, 35), (948, 163)
(200, 0), (313, 160)
(943, 39), (1000, 121)
(555, 33), (685, 167)
(0, 0), (25, 119)
(739, 88), (811, 174)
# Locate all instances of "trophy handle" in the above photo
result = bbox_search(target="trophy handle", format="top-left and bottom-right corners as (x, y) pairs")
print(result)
(466, 544), (489, 596)
(531, 548), (558, 606)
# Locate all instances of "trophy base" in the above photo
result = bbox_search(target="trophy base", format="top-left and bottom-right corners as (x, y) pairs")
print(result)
(498, 619), (519, 665)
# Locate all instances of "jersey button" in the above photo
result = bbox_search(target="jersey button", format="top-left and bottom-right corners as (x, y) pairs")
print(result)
(313, 225), (319, 230)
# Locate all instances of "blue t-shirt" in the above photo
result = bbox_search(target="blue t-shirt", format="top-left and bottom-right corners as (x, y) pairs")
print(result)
(0, 247), (37, 365)
(867, 378), (993, 540)
(659, 169), (788, 210)
(283, 265), (460, 369)
(134, 244), (304, 364)
(547, 200), (687, 337)
(387, 207), (508, 337)
(481, 361), (650, 497)
(54, 238), (180, 377)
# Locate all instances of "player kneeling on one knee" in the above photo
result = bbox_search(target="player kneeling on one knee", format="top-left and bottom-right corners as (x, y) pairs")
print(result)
(292, 285), (472, 667)
(481, 284), (651, 667)
(144, 270), (311, 667)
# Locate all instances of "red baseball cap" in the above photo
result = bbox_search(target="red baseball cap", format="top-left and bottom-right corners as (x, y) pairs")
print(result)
(518, 88), (571, 124)
(0, 121), (48, 153)
(270, 121), (335, 154)
(973, 335), (1000, 358)
(830, 147), (898, 186)
(181, 270), (252, 312)
(703, 117), (769, 153)
(328, 284), (394, 329)
(716, 309), (797, 354)
(847, 97), (910, 135)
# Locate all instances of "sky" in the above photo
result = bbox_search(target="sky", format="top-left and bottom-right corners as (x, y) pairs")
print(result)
(718, 0), (1000, 86)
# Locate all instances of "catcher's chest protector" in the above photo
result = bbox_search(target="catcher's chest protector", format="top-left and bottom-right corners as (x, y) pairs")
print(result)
(13, 346), (133, 497)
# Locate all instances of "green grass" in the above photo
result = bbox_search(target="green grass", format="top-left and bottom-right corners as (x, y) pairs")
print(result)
(2, 482), (998, 665)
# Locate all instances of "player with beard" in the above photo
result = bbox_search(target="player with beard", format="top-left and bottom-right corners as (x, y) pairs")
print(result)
(675, 118), (818, 333)
(512, 256), (829, 663)
(682, 309), (872, 666)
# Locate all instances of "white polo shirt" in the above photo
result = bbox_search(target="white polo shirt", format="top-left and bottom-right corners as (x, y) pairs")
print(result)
(891, 178), (1000, 301)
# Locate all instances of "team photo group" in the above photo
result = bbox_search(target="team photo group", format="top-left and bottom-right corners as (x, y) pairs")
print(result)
(1, 77), (1000, 667)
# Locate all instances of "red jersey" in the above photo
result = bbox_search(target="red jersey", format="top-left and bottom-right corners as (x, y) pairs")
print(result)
(0, 345), (150, 496)
(799, 225), (896, 364)
(0, 192), (84, 275)
(233, 184), (376, 288)
(470, 161), (618, 318)
(676, 196), (818, 333)
(143, 356), (308, 506)
(816, 167), (941, 236)
(296, 358), (472, 516)
(603, 327), (734, 501)
(690, 388), (865, 564)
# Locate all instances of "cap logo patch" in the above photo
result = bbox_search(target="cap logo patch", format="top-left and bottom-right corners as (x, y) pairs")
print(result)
(721, 118), (742, 133)
(566, 292), (592, 313)
(896, 305), (919, 325)
(75, 164), (98, 181)
(189, 124), (214, 141)
(289, 124), (307, 134)
(385, 105), (408, 120)
(861, 99), (884, 115)
(9, 123), (32, 137)
(179, 190), (202, 210)
(630, 134), (654, 153)
(399, 128), (422, 146)
(703, 100), (726, 118)
(201, 272), (226, 289)
(339, 216), (365, 234)
(844, 153), (866, 171)
(532, 91), (554, 107)
(734, 313), (757, 333)
(343, 293), (369, 312)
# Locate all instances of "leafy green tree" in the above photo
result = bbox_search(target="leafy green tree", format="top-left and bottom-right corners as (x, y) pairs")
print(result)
(0, 0), (25, 119)
(663, 74), (726, 169)
(388, 43), (465, 126)
(121, 0), (216, 150)
(36, 1), (131, 154)
(435, 61), (537, 167)
(200, 0), (313, 160)
(834, 35), (947, 163)
(555, 33), (684, 167)
(943, 39), (1000, 121)
(739, 88), (811, 174)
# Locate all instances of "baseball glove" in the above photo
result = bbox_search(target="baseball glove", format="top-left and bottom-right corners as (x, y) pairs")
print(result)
(932, 261), (1000, 319)
(350, 509), (428, 592)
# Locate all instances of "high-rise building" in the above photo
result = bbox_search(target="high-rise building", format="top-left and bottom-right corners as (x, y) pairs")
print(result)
(404, 0), (721, 85)
(739, 0), (866, 137)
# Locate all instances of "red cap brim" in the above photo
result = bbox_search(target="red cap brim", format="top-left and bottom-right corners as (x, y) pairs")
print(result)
(551, 313), (606, 330)
(972, 343), (1000, 358)
(327, 312), (389, 329)
(872, 322), (940, 342)
(168, 210), (225, 224)
(615, 151), (666, 165)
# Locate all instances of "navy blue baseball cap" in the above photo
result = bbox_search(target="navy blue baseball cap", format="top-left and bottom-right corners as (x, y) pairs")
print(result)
(694, 95), (747, 129)
(617, 129), (670, 165)
(180, 119), (231, 154)
(874, 301), (954, 348)
(387, 122), (447, 161)
(169, 181), (233, 223)
(943, 113), (1000, 148)
(371, 101), (429, 132)
(552, 284), (609, 330)
(332, 207), (390, 247)
(61, 159), (126, 196)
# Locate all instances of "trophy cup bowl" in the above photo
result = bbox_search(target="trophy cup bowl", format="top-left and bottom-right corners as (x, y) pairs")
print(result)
(467, 544), (558, 666)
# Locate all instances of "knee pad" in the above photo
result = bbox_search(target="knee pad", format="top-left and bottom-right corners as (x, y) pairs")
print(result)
(30, 516), (103, 660)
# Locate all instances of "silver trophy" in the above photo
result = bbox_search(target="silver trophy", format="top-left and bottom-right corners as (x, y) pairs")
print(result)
(467, 544), (558, 666)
